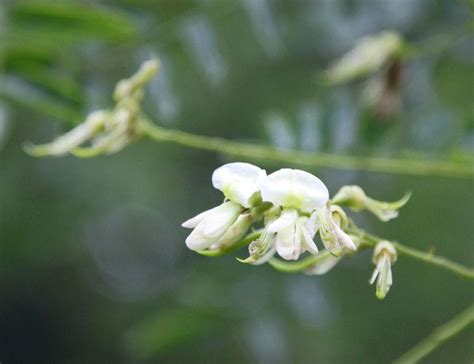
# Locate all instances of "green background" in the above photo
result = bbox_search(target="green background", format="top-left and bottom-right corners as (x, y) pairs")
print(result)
(0, 1), (473, 363)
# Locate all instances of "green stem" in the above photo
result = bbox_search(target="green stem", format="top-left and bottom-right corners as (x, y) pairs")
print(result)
(139, 118), (473, 179)
(268, 250), (333, 273)
(392, 242), (474, 279)
(393, 303), (474, 364)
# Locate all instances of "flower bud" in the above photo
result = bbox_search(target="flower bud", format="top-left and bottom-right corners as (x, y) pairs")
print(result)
(332, 185), (410, 222)
(324, 31), (403, 85)
(24, 110), (108, 157)
(318, 204), (357, 256)
(114, 59), (160, 101)
(370, 241), (397, 299)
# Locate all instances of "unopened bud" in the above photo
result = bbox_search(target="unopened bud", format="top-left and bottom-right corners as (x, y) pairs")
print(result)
(332, 185), (410, 222)
(370, 241), (397, 299)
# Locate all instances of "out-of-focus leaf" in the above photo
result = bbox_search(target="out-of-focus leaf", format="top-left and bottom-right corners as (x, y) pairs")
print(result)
(0, 76), (81, 124)
(434, 56), (474, 124)
(11, 65), (83, 104)
(126, 309), (216, 359)
(9, 1), (138, 43)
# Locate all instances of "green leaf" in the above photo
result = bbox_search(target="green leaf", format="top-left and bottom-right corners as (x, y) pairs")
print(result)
(0, 75), (81, 124)
(126, 309), (215, 359)
(9, 1), (138, 43)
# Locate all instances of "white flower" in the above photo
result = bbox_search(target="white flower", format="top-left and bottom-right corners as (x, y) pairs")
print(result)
(241, 169), (328, 263)
(370, 241), (397, 299)
(183, 162), (266, 252)
(261, 168), (329, 212)
(212, 162), (267, 207)
(318, 205), (357, 256)
(182, 201), (242, 251)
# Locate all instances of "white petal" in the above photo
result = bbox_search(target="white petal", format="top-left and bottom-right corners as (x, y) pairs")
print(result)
(335, 224), (357, 251)
(200, 201), (241, 237)
(369, 267), (380, 284)
(185, 226), (215, 251)
(276, 225), (300, 260)
(267, 208), (298, 233)
(261, 169), (329, 212)
(300, 225), (319, 254)
(214, 213), (253, 248)
(304, 210), (319, 236)
(212, 162), (266, 207)
(182, 206), (217, 228)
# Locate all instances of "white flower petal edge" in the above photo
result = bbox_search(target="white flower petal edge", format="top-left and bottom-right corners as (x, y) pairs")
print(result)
(276, 224), (300, 260)
(260, 169), (329, 212)
(269, 213), (320, 261)
(184, 201), (241, 251)
(182, 206), (218, 228)
(212, 162), (266, 207)
(267, 208), (298, 233)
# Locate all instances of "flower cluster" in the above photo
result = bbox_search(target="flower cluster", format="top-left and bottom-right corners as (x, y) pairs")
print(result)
(25, 59), (160, 158)
(182, 162), (409, 299)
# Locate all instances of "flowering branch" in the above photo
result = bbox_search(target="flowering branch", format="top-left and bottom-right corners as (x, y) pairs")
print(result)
(24, 57), (473, 179)
(393, 303), (474, 364)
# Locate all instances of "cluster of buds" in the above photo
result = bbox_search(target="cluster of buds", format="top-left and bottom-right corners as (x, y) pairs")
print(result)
(25, 59), (160, 157)
(182, 162), (409, 299)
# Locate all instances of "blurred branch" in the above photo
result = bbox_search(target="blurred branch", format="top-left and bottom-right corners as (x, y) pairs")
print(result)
(139, 118), (474, 179)
(403, 21), (474, 59)
(393, 303), (474, 364)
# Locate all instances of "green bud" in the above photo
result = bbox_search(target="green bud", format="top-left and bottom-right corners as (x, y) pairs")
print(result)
(332, 185), (410, 222)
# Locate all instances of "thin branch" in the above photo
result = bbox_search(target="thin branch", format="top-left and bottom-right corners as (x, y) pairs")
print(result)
(268, 250), (333, 273)
(393, 303), (474, 364)
(403, 21), (474, 60)
(139, 118), (474, 179)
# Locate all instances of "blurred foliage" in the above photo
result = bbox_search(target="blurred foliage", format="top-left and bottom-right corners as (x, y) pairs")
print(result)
(0, 0), (473, 363)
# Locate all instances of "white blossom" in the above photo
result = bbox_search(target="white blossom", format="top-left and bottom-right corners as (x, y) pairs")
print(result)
(242, 169), (328, 263)
(183, 162), (266, 252)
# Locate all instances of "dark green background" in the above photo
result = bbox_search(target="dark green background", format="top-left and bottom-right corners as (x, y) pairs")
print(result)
(0, 1), (473, 363)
